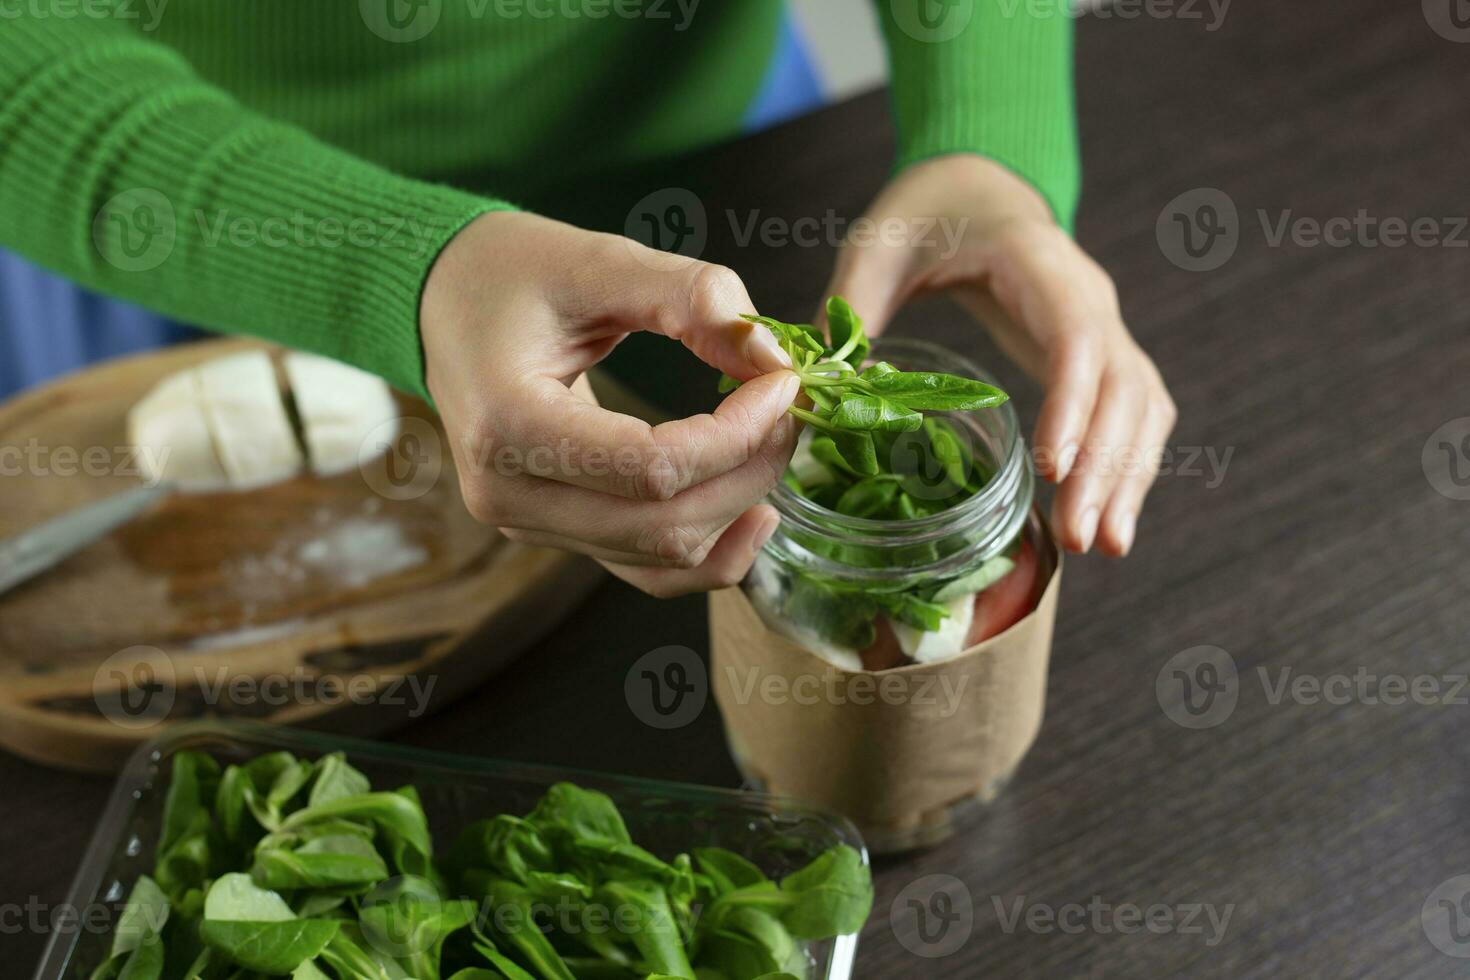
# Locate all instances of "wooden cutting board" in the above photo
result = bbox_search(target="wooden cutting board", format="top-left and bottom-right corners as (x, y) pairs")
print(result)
(0, 339), (604, 771)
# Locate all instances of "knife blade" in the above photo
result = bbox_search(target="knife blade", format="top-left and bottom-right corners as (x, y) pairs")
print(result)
(0, 482), (174, 598)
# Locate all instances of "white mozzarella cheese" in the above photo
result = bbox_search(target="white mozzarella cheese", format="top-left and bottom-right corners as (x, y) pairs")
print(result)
(196, 351), (304, 489)
(283, 352), (399, 476)
(891, 593), (976, 664)
(127, 370), (229, 490)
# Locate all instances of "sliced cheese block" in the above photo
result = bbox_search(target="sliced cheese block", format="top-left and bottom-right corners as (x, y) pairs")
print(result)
(196, 351), (304, 489)
(126, 370), (229, 490)
(283, 352), (399, 476)
(891, 593), (976, 664)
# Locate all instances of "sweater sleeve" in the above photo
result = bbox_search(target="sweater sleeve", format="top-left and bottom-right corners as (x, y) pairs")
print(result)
(0, 14), (511, 398)
(876, 0), (1081, 231)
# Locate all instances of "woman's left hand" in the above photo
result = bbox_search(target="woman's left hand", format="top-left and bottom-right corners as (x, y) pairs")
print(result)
(819, 154), (1176, 556)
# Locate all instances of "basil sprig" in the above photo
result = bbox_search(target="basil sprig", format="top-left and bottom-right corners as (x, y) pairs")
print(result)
(721, 297), (1007, 476)
(725, 298), (1021, 647)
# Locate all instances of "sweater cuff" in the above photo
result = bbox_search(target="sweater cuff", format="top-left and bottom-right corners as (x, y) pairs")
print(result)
(878, 0), (1081, 232)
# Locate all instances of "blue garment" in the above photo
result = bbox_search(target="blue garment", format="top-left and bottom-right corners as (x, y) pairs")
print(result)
(743, 10), (827, 132)
(0, 13), (826, 399)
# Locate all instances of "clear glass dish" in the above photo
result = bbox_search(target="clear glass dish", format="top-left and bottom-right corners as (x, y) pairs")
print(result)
(35, 720), (867, 980)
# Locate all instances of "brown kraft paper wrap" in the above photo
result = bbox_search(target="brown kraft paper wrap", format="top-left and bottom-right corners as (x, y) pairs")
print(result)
(709, 520), (1061, 847)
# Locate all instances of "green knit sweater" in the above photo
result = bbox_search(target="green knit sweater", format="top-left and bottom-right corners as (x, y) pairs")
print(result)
(0, 1), (1078, 397)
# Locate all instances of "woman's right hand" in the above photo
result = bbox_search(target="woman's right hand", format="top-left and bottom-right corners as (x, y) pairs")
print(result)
(420, 211), (800, 597)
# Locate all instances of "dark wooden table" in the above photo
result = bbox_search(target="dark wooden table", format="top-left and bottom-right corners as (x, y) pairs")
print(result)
(10, 2), (1470, 977)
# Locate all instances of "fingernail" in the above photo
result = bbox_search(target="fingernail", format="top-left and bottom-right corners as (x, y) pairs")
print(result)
(777, 371), (801, 405)
(1077, 506), (1100, 552)
(753, 512), (780, 553)
(749, 325), (792, 372)
(1055, 442), (1078, 482)
(1114, 511), (1135, 556)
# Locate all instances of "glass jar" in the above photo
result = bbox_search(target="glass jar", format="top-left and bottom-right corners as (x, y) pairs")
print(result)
(744, 337), (1036, 667)
(711, 337), (1058, 853)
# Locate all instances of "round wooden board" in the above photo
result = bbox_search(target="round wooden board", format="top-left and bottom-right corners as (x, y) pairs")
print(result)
(0, 339), (603, 771)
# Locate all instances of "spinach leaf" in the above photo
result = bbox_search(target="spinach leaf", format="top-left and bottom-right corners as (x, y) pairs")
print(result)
(866, 371), (1008, 411)
(829, 395), (922, 433)
(250, 832), (389, 891)
(775, 846), (872, 940)
(824, 296), (869, 368)
(111, 875), (170, 959)
(527, 783), (633, 847)
(596, 880), (694, 980)
(199, 874), (339, 974)
(308, 752), (372, 807)
(872, 592), (950, 633)
(833, 477), (900, 519)
(930, 554), (1016, 602)
(828, 429), (878, 476)
(693, 849), (769, 895)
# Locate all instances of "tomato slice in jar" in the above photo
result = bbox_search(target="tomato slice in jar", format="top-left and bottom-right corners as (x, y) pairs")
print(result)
(965, 536), (1041, 647)
(860, 616), (907, 672)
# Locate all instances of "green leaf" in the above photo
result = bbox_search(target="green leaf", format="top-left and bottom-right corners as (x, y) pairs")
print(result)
(829, 429), (878, 476)
(596, 880), (694, 980)
(872, 592), (950, 632)
(449, 814), (556, 886)
(825, 296), (870, 368)
(931, 555), (1017, 602)
(308, 752), (372, 808)
(249, 833), (389, 891)
(472, 938), (540, 980)
(782, 573), (878, 651)
(858, 361), (898, 381)
(477, 880), (578, 980)
(199, 874), (339, 974)
(924, 417), (972, 490)
(528, 782), (633, 846)
(717, 373), (741, 394)
(694, 849), (770, 896)
(740, 315), (823, 355)
(111, 876), (170, 959)
(834, 477), (899, 519)
(115, 936), (165, 980)
(776, 846), (873, 940)
(866, 371), (1008, 411)
(280, 791), (432, 874)
(159, 753), (219, 855)
(829, 394), (922, 433)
